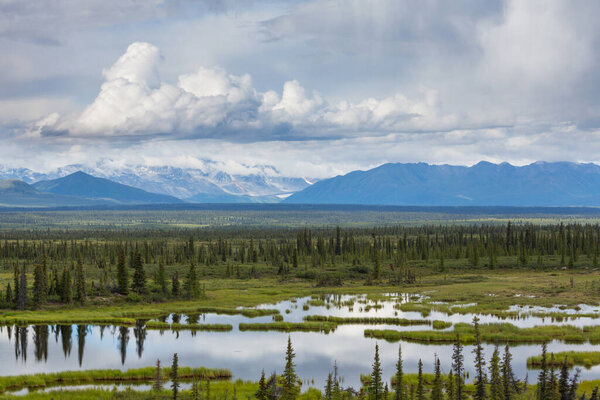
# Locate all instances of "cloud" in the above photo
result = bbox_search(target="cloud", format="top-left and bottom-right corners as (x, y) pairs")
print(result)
(41, 41), (460, 140)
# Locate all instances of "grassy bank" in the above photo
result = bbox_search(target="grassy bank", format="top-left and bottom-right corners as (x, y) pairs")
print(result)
(1, 270), (600, 327)
(239, 321), (337, 333)
(364, 322), (600, 344)
(303, 315), (451, 329)
(0, 366), (231, 394)
(527, 351), (600, 369)
(144, 321), (233, 331)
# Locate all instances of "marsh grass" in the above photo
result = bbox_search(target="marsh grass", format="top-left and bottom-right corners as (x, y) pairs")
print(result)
(364, 323), (600, 344)
(527, 351), (600, 369)
(0, 366), (232, 394)
(238, 321), (337, 333)
(144, 321), (233, 331)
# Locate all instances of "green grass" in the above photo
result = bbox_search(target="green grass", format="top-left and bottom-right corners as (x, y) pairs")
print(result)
(0, 366), (231, 394)
(364, 322), (600, 344)
(527, 351), (600, 369)
(238, 321), (337, 333)
(303, 315), (435, 326)
(144, 321), (233, 331)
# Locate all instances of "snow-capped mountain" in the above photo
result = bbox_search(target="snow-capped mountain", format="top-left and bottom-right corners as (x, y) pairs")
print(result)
(0, 161), (314, 201)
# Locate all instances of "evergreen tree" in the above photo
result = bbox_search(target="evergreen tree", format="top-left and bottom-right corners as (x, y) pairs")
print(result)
(13, 264), (19, 305)
(537, 343), (549, 400)
(33, 256), (47, 308)
(373, 247), (381, 281)
(559, 357), (570, 400)
(156, 260), (167, 294)
(446, 370), (455, 400)
(472, 317), (487, 400)
(325, 373), (333, 400)
(452, 335), (465, 400)
(131, 251), (146, 293)
(549, 355), (558, 400)
(416, 359), (425, 400)
(172, 272), (180, 297)
(117, 250), (128, 295)
(170, 353), (179, 400)
(371, 343), (384, 400)
(60, 266), (72, 303)
(282, 336), (299, 400)
(257, 370), (268, 400)
(395, 345), (404, 400)
(18, 264), (27, 310)
(567, 369), (581, 400)
(501, 345), (517, 400)
(75, 258), (85, 304)
(431, 357), (443, 400)
(5, 282), (12, 306)
(489, 346), (502, 400)
(153, 359), (162, 391)
(185, 262), (199, 299)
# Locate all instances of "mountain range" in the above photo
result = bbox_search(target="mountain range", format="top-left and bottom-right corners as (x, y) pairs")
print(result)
(0, 161), (313, 201)
(3, 161), (600, 207)
(285, 161), (600, 206)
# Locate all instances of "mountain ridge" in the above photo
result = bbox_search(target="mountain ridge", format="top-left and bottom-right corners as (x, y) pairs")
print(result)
(284, 161), (600, 206)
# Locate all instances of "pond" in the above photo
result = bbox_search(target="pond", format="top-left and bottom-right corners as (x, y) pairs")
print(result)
(2, 294), (600, 394)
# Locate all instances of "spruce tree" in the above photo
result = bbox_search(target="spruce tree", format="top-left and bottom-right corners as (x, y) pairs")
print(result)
(33, 256), (47, 308)
(257, 370), (268, 400)
(172, 272), (180, 297)
(431, 357), (443, 400)
(489, 346), (502, 400)
(472, 317), (487, 400)
(5, 283), (12, 306)
(537, 343), (549, 400)
(282, 336), (299, 400)
(171, 353), (179, 400)
(13, 264), (19, 305)
(452, 335), (465, 400)
(117, 250), (129, 295)
(395, 345), (404, 400)
(416, 359), (425, 400)
(157, 260), (167, 294)
(325, 373), (333, 400)
(60, 266), (72, 304)
(131, 251), (146, 293)
(75, 258), (85, 304)
(185, 262), (199, 299)
(371, 343), (384, 400)
(559, 357), (570, 400)
(501, 345), (517, 400)
(446, 370), (455, 400)
(18, 264), (27, 309)
(153, 359), (163, 391)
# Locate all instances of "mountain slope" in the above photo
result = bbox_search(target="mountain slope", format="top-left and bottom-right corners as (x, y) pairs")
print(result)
(2, 162), (313, 200)
(0, 180), (106, 207)
(33, 171), (182, 204)
(284, 161), (600, 206)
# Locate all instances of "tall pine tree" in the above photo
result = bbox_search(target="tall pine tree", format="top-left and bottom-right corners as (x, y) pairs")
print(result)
(282, 336), (299, 400)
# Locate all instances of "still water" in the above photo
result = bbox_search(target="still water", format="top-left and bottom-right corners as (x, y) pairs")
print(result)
(1, 294), (600, 393)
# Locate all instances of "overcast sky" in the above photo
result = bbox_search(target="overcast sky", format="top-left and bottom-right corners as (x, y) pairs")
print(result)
(1, 0), (599, 178)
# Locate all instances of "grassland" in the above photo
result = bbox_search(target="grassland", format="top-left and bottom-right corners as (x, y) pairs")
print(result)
(0, 366), (231, 394)
(1, 269), (599, 326)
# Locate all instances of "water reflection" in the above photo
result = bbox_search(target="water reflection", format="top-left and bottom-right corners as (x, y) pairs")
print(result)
(1, 294), (600, 392)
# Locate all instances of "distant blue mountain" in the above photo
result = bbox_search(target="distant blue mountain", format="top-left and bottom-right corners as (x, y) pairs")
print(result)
(33, 171), (182, 205)
(284, 161), (600, 206)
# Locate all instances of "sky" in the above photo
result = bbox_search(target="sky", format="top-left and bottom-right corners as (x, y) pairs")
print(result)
(1, 0), (600, 178)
